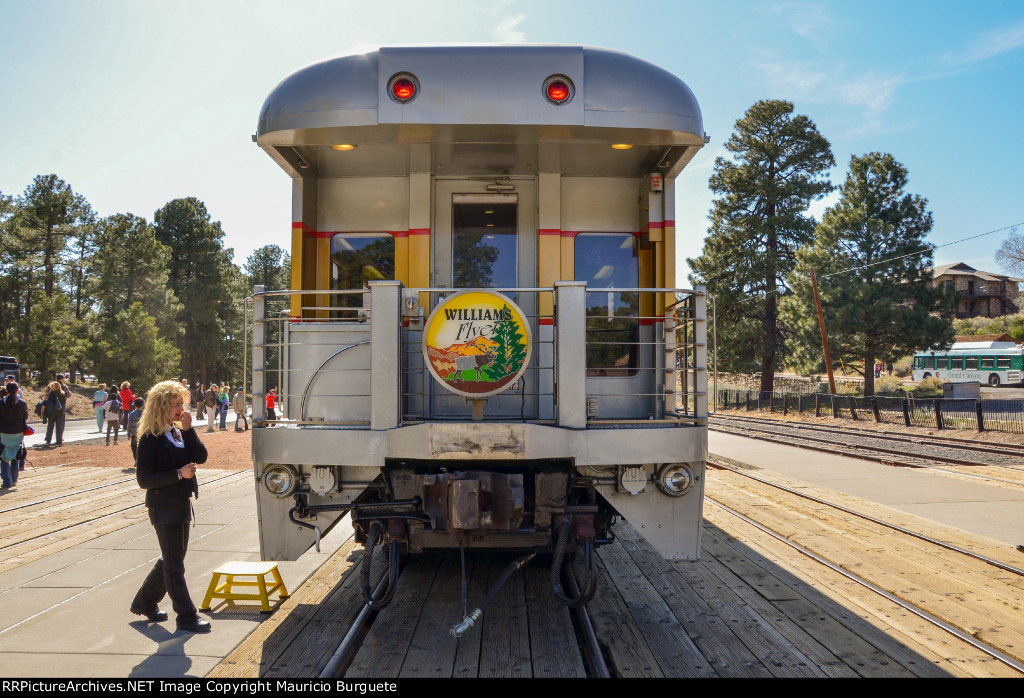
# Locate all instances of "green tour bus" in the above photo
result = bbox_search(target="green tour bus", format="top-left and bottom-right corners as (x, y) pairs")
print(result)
(912, 340), (1024, 387)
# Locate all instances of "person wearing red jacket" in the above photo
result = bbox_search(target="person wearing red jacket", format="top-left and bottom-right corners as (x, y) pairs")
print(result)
(265, 388), (277, 420)
(120, 381), (136, 431)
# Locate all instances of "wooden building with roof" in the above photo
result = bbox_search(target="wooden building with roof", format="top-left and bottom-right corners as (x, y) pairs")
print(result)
(930, 262), (1023, 319)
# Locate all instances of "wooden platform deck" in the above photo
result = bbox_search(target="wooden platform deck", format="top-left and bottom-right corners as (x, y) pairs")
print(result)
(210, 465), (1024, 678)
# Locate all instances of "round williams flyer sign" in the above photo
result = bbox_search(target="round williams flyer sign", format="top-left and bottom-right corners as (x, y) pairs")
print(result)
(423, 290), (532, 398)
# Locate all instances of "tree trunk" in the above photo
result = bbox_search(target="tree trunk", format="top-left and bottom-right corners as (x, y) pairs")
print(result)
(863, 349), (875, 396)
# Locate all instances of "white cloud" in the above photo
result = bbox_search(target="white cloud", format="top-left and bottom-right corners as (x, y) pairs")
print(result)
(492, 12), (526, 42)
(769, 2), (835, 42)
(752, 56), (906, 137)
(945, 17), (1024, 65)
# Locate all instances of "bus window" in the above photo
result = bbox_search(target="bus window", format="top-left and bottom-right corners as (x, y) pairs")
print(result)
(980, 357), (994, 369)
(935, 356), (948, 369)
(965, 357), (978, 369)
(330, 233), (395, 310)
(949, 357), (963, 370)
(998, 357), (1011, 369)
(576, 233), (639, 376)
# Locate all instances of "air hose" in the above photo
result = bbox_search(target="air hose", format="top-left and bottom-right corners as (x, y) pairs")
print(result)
(360, 520), (400, 609)
(550, 518), (597, 608)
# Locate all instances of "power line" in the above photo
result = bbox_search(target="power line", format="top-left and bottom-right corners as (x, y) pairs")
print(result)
(820, 221), (1023, 279)
(715, 220), (1023, 305)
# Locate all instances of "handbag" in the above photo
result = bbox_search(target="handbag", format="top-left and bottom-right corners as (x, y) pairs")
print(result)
(24, 425), (34, 436)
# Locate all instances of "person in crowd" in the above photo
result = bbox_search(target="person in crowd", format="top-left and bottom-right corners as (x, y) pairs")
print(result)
(232, 387), (248, 432)
(4, 377), (25, 476)
(218, 385), (229, 431)
(43, 378), (71, 446)
(127, 397), (145, 465)
(193, 385), (205, 421)
(130, 380), (210, 633)
(104, 393), (123, 445)
(0, 381), (28, 489)
(266, 388), (277, 421)
(93, 383), (109, 433)
(204, 384), (219, 433)
(119, 381), (135, 430)
(4, 375), (23, 399)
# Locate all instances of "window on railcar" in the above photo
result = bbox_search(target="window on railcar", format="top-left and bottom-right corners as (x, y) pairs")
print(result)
(936, 356), (948, 369)
(575, 233), (639, 377)
(329, 233), (395, 313)
(981, 357), (995, 369)
(452, 202), (517, 289)
(965, 356), (979, 369)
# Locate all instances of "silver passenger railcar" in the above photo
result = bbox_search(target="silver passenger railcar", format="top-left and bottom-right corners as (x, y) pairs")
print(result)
(249, 45), (709, 609)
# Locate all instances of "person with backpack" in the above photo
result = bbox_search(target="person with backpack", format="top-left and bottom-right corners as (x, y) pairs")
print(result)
(43, 379), (71, 447)
(0, 381), (28, 489)
(104, 394), (123, 445)
(127, 397), (145, 464)
(232, 387), (248, 432)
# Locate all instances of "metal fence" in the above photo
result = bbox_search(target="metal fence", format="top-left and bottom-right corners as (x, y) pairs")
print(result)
(715, 388), (1024, 434)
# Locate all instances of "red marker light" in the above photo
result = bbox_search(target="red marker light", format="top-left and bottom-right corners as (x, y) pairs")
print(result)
(392, 78), (415, 101)
(543, 75), (574, 105)
(547, 80), (569, 103)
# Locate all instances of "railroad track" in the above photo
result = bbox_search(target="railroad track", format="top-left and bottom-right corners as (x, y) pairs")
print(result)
(0, 467), (251, 573)
(314, 554), (609, 678)
(716, 412), (1024, 459)
(711, 413), (1024, 487)
(706, 457), (1024, 674)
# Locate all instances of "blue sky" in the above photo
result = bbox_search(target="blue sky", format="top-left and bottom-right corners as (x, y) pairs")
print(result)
(2, 0), (1022, 284)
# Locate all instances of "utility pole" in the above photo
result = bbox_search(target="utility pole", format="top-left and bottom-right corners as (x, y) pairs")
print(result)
(811, 268), (837, 395)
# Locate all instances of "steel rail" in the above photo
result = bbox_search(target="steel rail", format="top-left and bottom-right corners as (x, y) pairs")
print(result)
(566, 559), (610, 678)
(711, 422), (1024, 489)
(706, 496), (1024, 674)
(319, 571), (394, 678)
(708, 458), (1024, 576)
(0, 476), (137, 515)
(0, 470), (249, 553)
(711, 420), (1008, 468)
(715, 413), (1024, 459)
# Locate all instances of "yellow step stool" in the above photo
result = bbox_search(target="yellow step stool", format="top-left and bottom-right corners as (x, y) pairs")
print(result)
(199, 561), (289, 613)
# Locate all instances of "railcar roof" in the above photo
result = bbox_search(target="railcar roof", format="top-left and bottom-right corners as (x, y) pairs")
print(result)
(255, 45), (705, 179)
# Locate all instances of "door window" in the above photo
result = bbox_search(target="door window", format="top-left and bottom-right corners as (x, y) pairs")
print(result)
(452, 200), (517, 288)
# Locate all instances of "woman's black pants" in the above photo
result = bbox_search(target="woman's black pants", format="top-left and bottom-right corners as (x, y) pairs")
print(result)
(133, 522), (197, 621)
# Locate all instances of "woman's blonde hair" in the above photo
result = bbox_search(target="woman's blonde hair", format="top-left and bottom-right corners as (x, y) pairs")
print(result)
(48, 381), (61, 392)
(120, 381), (130, 389)
(140, 380), (192, 438)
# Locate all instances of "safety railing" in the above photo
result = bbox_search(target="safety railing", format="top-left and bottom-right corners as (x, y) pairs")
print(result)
(247, 284), (708, 428)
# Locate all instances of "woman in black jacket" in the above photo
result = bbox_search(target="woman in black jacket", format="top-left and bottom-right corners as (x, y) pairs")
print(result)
(130, 380), (211, 633)
(0, 381), (28, 489)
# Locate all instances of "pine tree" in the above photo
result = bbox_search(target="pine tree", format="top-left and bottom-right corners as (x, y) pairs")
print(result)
(687, 100), (834, 393)
(483, 305), (526, 380)
(781, 153), (954, 395)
